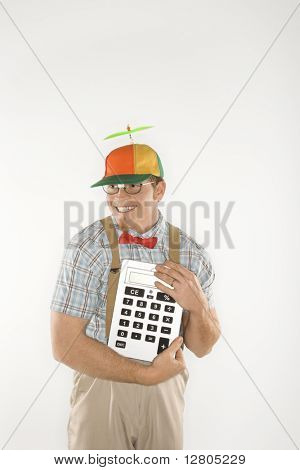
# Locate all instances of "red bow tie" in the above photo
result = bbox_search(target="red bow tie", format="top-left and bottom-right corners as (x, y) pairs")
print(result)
(119, 231), (158, 249)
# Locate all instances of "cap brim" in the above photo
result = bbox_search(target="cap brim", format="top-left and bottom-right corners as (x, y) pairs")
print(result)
(90, 173), (152, 188)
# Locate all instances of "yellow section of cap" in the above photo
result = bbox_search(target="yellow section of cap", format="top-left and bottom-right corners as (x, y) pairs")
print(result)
(134, 144), (160, 175)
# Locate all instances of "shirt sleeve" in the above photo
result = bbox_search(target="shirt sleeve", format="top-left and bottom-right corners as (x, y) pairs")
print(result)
(197, 249), (216, 309)
(50, 242), (101, 319)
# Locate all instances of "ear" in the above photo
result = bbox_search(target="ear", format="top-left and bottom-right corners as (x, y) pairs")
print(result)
(154, 180), (166, 200)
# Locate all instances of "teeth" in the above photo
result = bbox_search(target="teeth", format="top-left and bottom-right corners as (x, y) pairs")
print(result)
(116, 206), (136, 213)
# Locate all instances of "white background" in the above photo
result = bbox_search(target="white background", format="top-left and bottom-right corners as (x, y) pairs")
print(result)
(0, 0), (299, 450)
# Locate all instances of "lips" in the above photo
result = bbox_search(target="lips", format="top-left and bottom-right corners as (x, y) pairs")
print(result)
(114, 205), (137, 213)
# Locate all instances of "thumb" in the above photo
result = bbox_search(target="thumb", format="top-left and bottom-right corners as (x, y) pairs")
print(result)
(175, 345), (184, 359)
(169, 336), (183, 351)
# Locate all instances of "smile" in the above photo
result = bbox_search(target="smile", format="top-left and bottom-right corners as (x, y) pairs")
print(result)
(115, 206), (136, 213)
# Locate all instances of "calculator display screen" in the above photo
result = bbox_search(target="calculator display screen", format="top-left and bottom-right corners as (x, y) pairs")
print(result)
(128, 270), (155, 287)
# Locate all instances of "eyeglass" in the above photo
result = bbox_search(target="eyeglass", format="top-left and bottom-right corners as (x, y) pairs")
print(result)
(102, 181), (155, 195)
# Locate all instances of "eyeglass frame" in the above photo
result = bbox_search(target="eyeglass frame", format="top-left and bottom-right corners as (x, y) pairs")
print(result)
(102, 181), (155, 194)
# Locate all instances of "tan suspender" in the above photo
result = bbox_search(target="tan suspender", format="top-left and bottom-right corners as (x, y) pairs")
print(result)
(100, 216), (121, 339)
(100, 215), (183, 350)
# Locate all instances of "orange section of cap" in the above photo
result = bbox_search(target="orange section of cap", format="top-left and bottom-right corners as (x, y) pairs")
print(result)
(105, 145), (134, 176)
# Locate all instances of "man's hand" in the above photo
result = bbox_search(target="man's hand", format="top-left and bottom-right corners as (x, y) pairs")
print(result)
(154, 259), (209, 313)
(144, 336), (186, 385)
(153, 259), (221, 358)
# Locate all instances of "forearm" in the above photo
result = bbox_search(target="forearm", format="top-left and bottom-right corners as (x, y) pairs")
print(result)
(55, 332), (150, 385)
(184, 306), (221, 357)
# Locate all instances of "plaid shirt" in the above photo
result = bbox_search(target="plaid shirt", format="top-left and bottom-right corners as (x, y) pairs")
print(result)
(50, 209), (216, 345)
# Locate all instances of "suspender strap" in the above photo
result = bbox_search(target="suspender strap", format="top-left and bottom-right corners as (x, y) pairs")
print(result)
(167, 222), (180, 264)
(168, 222), (184, 350)
(100, 216), (122, 338)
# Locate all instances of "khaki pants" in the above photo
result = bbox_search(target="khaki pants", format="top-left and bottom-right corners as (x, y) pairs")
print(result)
(67, 360), (189, 450)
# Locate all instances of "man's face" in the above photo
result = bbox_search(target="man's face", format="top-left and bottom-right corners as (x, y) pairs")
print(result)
(106, 178), (166, 232)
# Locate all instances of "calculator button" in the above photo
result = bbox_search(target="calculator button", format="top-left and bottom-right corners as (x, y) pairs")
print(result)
(131, 332), (141, 340)
(164, 305), (175, 313)
(125, 287), (145, 297)
(121, 308), (131, 316)
(115, 340), (126, 348)
(157, 337), (169, 353)
(145, 335), (155, 343)
(123, 298), (133, 305)
(147, 324), (158, 332)
(147, 295), (154, 299)
(135, 310), (145, 319)
(156, 292), (175, 303)
(119, 319), (130, 327)
(117, 329), (128, 338)
(149, 313), (159, 321)
(161, 326), (171, 334)
(151, 302), (161, 310)
(133, 321), (143, 329)
(137, 300), (147, 308)
(162, 316), (173, 324)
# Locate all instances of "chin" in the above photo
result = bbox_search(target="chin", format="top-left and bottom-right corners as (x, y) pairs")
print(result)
(114, 210), (134, 228)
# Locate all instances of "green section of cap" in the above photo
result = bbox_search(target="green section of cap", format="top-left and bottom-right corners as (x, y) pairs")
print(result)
(156, 153), (164, 178)
(90, 173), (152, 188)
(103, 126), (154, 140)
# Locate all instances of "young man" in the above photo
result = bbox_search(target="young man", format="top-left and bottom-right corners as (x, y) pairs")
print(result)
(50, 142), (221, 450)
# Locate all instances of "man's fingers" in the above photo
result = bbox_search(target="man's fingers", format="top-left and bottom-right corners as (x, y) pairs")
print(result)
(170, 336), (183, 348)
(168, 336), (183, 354)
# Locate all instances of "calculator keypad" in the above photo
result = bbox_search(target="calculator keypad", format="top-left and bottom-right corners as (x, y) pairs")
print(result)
(114, 285), (178, 356)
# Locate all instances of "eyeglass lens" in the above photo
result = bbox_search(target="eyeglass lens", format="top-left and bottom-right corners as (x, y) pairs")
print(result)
(103, 184), (143, 195)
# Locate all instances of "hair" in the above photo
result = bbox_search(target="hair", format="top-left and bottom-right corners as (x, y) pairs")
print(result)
(147, 174), (165, 187)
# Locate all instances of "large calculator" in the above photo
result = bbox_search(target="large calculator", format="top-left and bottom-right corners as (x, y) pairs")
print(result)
(108, 259), (184, 363)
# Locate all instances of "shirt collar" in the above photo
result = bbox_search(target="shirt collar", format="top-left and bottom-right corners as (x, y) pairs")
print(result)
(110, 208), (166, 239)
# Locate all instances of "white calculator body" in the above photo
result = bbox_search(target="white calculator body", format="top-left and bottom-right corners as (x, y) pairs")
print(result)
(108, 259), (184, 362)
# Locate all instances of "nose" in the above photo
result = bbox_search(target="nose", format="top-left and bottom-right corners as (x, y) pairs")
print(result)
(110, 187), (136, 206)
(114, 187), (131, 200)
